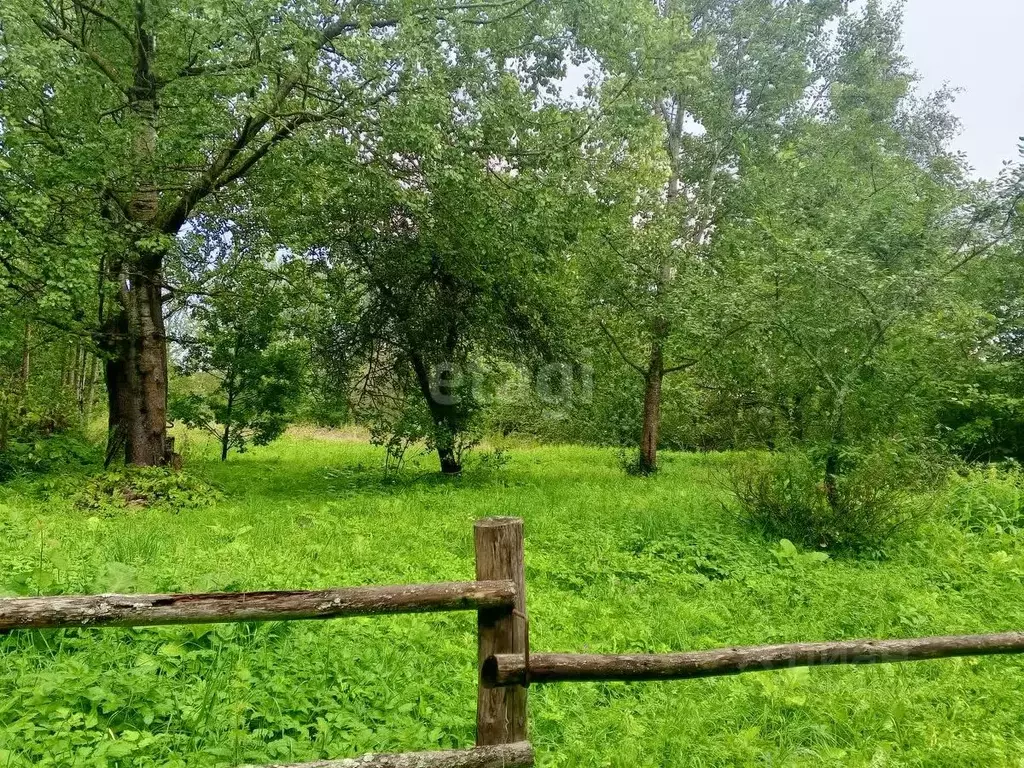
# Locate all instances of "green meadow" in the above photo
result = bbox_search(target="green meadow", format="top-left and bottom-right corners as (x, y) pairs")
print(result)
(1, 434), (1023, 767)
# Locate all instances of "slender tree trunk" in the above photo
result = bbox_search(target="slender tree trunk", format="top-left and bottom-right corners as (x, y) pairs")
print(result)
(635, 134), (681, 476)
(19, 322), (30, 393)
(0, 390), (9, 455)
(639, 340), (664, 474)
(83, 352), (98, 423)
(72, 344), (84, 408)
(59, 344), (71, 390)
(410, 352), (463, 475)
(823, 393), (848, 510)
(221, 387), (235, 462)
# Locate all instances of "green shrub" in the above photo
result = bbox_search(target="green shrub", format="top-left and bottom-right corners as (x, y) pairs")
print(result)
(946, 463), (1024, 534)
(730, 450), (923, 552)
(0, 434), (99, 482)
(617, 447), (657, 476)
(75, 468), (222, 512)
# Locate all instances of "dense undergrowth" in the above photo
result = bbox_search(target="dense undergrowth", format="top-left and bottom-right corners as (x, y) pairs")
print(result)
(1, 434), (1024, 766)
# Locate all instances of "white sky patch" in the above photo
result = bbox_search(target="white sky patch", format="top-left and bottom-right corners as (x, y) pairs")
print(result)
(885, 0), (1023, 179)
(561, 2), (1022, 180)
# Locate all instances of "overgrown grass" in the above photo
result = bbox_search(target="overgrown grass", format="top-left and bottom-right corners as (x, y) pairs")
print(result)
(1, 434), (1024, 766)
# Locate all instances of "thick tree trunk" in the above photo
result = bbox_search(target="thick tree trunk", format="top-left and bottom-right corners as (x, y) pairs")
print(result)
(437, 446), (461, 475)
(410, 352), (463, 475)
(639, 341), (664, 475)
(104, 260), (170, 467)
(101, 14), (170, 467)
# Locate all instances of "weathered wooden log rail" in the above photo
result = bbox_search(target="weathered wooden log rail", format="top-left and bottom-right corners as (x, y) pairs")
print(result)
(0, 581), (516, 631)
(3, 515), (1024, 765)
(246, 742), (534, 768)
(483, 631), (1024, 687)
(0, 518), (530, 767)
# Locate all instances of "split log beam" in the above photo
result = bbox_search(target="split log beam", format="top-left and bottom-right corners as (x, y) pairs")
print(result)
(245, 742), (534, 767)
(484, 632), (1024, 686)
(0, 581), (516, 631)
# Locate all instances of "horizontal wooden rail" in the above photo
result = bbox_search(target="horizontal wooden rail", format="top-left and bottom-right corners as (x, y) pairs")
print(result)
(0, 581), (516, 631)
(247, 742), (534, 767)
(484, 631), (1024, 686)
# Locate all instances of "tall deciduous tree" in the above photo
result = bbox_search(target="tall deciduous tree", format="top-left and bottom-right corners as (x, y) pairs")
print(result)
(1, 0), (556, 465)
(583, 0), (845, 473)
(719, 2), (1023, 494)
(275, 57), (587, 474)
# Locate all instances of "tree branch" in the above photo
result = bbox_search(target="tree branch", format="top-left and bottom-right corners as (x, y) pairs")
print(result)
(33, 17), (125, 90)
(598, 321), (646, 377)
(72, 0), (133, 43)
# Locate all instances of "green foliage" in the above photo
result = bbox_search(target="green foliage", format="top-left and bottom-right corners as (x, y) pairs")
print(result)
(171, 252), (306, 460)
(0, 434), (99, 482)
(946, 464), (1024, 534)
(618, 447), (659, 477)
(771, 538), (831, 569)
(74, 468), (222, 513)
(731, 451), (923, 553)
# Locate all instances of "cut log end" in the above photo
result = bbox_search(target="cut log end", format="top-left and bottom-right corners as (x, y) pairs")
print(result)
(474, 516), (523, 528)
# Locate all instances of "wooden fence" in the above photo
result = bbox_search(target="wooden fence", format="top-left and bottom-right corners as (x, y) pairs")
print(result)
(2, 515), (1024, 765)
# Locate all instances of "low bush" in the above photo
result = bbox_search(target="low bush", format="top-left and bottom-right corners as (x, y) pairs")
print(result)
(730, 449), (924, 552)
(618, 447), (657, 476)
(946, 463), (1024, 534)
(0, 434), (99, 482)
(75, 467), (222, 512)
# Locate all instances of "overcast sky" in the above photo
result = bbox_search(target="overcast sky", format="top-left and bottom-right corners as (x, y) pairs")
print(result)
(897, 0), (1024, 179)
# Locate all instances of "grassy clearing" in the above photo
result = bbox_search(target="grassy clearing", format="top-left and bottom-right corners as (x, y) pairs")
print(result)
(1, 434), (1024, 766)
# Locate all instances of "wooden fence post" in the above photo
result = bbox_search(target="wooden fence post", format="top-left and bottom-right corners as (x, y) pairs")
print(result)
(474, 517), (527, 746)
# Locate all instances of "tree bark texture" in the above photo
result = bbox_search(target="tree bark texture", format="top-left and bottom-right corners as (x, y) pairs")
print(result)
(104, 260), (170, 466)
(102, 10), (173, 467)
(483, 632), (1024, 687)
(246, 742), (533, 768)
(474, 518), (528, 746)
(639, 341), (664, 475)
(410, 352), (462, 475)
(0, 581), (515, 631)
